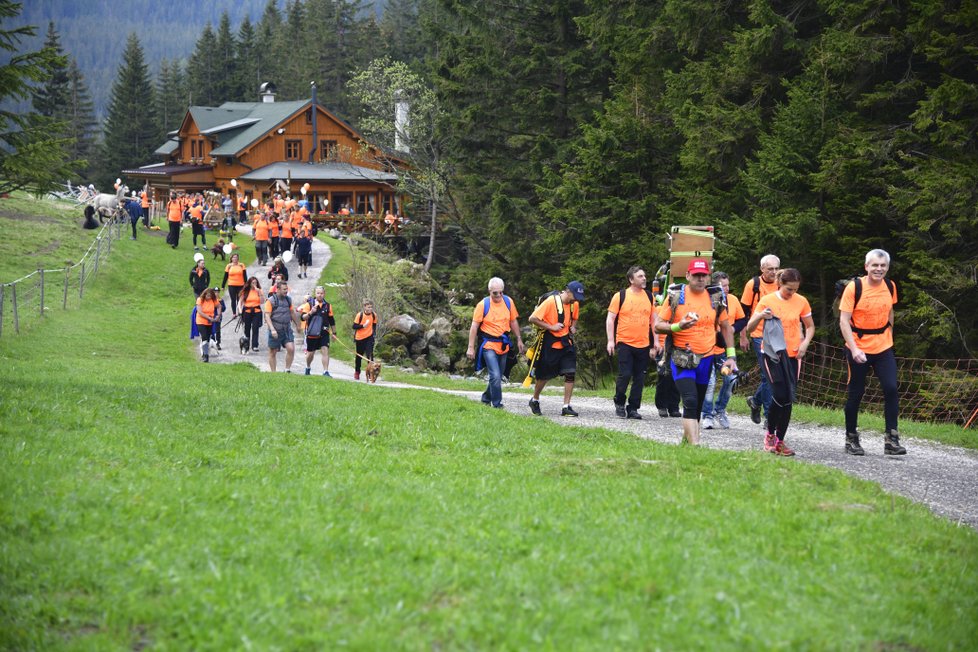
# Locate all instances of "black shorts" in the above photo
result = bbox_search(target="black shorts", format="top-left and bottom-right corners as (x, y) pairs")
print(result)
(306, 332), (331, 351)
(535, 344), (576, 381)
(299, 253), (312, 266)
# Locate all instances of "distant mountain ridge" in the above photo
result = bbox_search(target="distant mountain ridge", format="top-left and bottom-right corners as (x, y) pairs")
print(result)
(5, 0), (385, 120)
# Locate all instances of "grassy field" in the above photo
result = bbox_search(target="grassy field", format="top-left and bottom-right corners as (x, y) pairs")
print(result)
(1, 199), (977, 649)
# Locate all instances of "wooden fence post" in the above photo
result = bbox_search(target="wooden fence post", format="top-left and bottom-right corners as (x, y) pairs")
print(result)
(62, 266), (69, 309)
(39, 268), (44, 317)
(11, 282), (18, 334)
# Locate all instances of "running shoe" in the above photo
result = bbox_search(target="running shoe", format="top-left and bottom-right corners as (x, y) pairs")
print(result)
(561, 405), (579, 417)
(615, 403), (627, 418)
(701, 415), (715, 430)
(529, 399), (542, 416)
(716, 410), (730, 429)
(626, 409), (642, 420)
(763, 432), (778, 452)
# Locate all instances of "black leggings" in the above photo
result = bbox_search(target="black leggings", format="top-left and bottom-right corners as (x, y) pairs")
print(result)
(228, 285), (243, 314)
(355, 337), (375, 373)
(673, 376), (708, 421)
(767, 356), (799, 440)
(243, 310), (262, 349)
(845, 347), (898, 432)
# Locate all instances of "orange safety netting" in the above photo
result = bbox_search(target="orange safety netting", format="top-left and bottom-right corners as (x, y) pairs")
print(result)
(737, 343), (978, 427)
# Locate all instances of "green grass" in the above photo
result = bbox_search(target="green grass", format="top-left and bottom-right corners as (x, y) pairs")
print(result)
(1, 205), (977, 650)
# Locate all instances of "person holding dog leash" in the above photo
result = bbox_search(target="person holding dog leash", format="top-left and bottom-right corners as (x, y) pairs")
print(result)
(351, 299), (377, 381)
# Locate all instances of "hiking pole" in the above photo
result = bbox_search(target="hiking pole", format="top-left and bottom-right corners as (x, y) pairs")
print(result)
(522, 330), (544, 388)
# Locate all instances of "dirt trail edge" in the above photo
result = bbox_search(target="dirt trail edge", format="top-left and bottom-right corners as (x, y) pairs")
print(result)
(209, 233), (978, 532)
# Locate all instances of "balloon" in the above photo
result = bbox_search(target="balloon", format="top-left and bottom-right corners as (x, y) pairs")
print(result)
(114, 183), (119, 190)
(282, 250), (293, 263)
(193, 253), (204, 262)
(230, 178), (237, 187)
(300, 187), (307, 196)
(115, 178), (121, 185)
(223, 244), (233, 254)
(250, 198), (259, 208)
(302, 182), (310, 190)
(323, 199), (329, 207)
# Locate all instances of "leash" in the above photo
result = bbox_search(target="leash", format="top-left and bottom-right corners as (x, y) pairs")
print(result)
(331, 331), (377, 365)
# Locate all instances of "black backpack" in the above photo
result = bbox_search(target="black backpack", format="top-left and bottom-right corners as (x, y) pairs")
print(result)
(835, 277), (897, 338)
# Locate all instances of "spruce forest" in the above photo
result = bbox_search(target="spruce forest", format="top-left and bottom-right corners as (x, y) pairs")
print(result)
(28, 0), (978, 362)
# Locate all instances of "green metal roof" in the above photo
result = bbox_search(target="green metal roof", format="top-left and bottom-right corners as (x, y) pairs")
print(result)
(208, 100), (310, 156)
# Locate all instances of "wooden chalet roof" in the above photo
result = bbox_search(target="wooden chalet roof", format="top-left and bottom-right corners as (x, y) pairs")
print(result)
(239, 161), (397, 184)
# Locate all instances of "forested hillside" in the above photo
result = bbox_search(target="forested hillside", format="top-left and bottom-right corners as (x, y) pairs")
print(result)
(5, 0), (385, 117)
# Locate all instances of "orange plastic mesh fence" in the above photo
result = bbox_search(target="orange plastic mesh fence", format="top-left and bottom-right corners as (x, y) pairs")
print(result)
(737, 343), (978, 426)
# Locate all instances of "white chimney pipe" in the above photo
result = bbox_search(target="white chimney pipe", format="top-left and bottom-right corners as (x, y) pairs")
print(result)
(394, 89), (409, 154)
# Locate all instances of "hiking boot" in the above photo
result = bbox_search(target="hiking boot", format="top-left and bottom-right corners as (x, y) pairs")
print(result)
(773, 440), (795, 457)
(615, 403), (627, 418)
(716, 410), (730, 429)
(216, 343), (221, 351)
(354, 371), (361, 380)
(764, 432), (778, 452)
(658, 408), (669, 418)
(626, 409), (642, 420)
(561, 405), (579, 417)
(845, 431), (865, 456)
(304, 368), (311, 375)
(747, 396), (762, 424)
(884, 430), (907, 456)
(669, 410), (682, 418)
(529, 399), (542, 416)
(202, 354), (209, 363)
(701, 415), (715, 429)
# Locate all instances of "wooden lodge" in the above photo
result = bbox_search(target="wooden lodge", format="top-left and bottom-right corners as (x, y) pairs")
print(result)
(122, 83), (406, 227)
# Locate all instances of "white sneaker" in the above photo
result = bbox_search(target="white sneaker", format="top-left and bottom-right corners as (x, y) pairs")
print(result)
(716, 410), (730, 429)
(701, 415), (715, 429)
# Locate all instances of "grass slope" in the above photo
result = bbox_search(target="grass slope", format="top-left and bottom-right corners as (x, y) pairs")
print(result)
(0, 205), (977, 650)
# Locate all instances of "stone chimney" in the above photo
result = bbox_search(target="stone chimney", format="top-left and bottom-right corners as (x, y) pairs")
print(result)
(260, 82), (277, 103)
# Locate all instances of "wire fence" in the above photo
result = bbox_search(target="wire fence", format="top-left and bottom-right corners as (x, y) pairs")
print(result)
(733, 342), (978, 427)
(0, 218), (125, 339)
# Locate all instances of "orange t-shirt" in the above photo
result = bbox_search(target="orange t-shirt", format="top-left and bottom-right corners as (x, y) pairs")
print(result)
(756, 291), (813, 358)
(354, 311), (377, 340)
(741, 276), (778, 337)
(253, 219), (269, 241)
(167, 200), (182, 222)
(140, 191), (149, 209)
(196, 296), (219, 326)
(608, 289), (654, 348)
(473, 296), (519, 354)
(189, 205), (204, 223)
(225, 262), (246, 287)
(281, 219), (293, 239)
(274, 198), (285, 214)
(242, 288), (263, 310)
(840, 277), (897, 354)
(531, 295), (578, 350)
(269, 219), (280, 237)
(712, 294), (745, 354)
(657, 287), (723, 355)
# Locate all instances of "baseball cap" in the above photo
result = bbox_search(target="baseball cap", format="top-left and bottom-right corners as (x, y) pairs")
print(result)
(688, 259), (710, 275)
(566, 280), (585, 301)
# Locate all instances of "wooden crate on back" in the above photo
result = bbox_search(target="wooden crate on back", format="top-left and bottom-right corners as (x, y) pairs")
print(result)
(668, 225), (714, 281)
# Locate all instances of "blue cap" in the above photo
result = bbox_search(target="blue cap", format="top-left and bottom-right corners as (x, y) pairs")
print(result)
(566, 280), (585, 301)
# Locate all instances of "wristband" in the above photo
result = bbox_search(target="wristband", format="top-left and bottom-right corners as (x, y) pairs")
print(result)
(726, 347), (736, 357)
(670, 323), (681, 333)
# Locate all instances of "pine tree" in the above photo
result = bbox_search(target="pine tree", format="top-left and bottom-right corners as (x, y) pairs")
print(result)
(97, 33), (159, 190)
(380, 0), (426, 63)
(65, 58), (98, 181)
(214, 11), (238, 102)
(187, 23), (219, 106)
(235, 16), (259, 101)
(0, 1), (79, 195)
(30, 21), (70, 118)
(155, 58), (188, 136)
(256, 0), (284, 95)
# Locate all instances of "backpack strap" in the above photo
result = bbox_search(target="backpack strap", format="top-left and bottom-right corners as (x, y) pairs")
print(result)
(849, 277), (897, 338)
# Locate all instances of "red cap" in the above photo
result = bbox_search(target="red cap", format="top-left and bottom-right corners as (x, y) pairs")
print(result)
(688, 259), (710, 274)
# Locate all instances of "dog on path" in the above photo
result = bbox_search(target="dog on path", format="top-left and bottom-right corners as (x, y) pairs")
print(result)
(365, 360), (381, 383)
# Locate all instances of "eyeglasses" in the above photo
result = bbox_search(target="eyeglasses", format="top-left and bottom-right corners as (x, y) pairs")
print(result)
(490, 291), (503, 296)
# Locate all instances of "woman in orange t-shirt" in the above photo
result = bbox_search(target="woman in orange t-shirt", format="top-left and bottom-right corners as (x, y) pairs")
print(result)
(221, 253), (248, 316)
(196, 288), (221, 362)
(744, 268), (815, 457)
(239, 277), (264, 352)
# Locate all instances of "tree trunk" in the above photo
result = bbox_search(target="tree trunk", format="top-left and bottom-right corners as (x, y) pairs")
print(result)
(425, 198), (436, 273)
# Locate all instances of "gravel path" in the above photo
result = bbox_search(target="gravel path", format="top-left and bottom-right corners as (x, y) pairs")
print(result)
(206, 234), (978, 532)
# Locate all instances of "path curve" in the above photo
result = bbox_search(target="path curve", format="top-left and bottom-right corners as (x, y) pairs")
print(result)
(205, 234), (978, 531)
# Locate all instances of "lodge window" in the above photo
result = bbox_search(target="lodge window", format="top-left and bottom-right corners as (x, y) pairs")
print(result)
(320, 140), (338, 160)
(285, 140), (302, 160)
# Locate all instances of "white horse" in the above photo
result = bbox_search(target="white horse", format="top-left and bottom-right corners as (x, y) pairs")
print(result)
(90, 184), (128, 222)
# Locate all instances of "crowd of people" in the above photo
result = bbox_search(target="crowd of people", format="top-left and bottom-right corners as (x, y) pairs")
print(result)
(467, 249), (906, 458)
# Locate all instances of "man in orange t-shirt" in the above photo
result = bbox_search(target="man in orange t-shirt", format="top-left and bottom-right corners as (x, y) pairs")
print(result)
(166, 192), (183, 248)
(528, 281), (584, 417)
(654, 259), (737, 445)
(252, 213), (270, 265)
(605, 266), (655, 419)
(140, 188), (150, 227)
(466, 277), (526, 408)
(740, 254), (780, 425)
(839, 248), (905, 456)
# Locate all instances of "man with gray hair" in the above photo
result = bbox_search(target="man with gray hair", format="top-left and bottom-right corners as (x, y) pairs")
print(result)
(467, 277), (525, 408)
(740, 254), (780, 425)
(839, 249), (905, 455)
